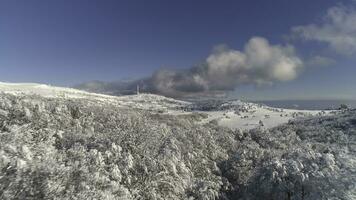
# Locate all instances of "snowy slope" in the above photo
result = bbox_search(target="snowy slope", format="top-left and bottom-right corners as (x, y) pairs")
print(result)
(200, 101), (329, 130)
(0, 87), (353, 199)
(0, 82), (331, 130)
(0, 82), (189, 112)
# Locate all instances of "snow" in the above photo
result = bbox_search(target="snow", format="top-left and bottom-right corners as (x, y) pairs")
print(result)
(201, 106), (328, 130)
(0, 81), (113, 99)
(0, 82), (353, 199)
(0, 82), (332, 130)
(0, 82), (189, 112)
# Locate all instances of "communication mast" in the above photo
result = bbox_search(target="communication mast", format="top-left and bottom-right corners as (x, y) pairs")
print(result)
(136, 84), (140, 95)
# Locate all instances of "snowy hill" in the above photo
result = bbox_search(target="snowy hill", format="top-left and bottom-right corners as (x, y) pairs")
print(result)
(0, 82), (189, 112)
(0, 82), (331, 130)
(189, 99), (330, 130)
(0, 83), (354, 199)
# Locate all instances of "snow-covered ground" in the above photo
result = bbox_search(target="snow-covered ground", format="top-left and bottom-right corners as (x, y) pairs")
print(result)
(0, 82), (189, 112)
(0, 82), (353, 199)
(200, 103), (329, 130)
(0, 82), (332, 130)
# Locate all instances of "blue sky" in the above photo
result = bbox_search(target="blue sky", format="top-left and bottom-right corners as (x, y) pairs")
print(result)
(0, 0), (355, 100)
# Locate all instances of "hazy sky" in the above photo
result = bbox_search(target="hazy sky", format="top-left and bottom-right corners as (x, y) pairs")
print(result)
(0, 0), (355, 100)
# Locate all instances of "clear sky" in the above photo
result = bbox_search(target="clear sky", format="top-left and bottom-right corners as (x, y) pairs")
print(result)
(0, 0), (355, 100)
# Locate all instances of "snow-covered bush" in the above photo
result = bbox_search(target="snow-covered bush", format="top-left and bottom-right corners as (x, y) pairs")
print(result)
(0, 93), (355, 199)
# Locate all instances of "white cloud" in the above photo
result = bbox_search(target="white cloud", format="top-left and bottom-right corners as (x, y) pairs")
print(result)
(149, 37), (303, 96)
(205, 37), (303, 87)
(292, 4), (356, 55)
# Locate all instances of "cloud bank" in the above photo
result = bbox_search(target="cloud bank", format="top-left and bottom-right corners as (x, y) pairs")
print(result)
(292, 4), (356, 55)
(149, 37), (303, 97)
(77, 37), (303, 97)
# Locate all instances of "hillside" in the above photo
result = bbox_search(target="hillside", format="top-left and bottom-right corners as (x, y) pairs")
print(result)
(0, 82), (354, 199)
(0, 82), (329, 130)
